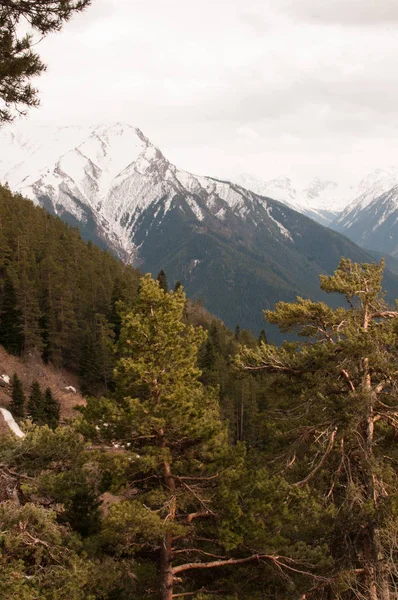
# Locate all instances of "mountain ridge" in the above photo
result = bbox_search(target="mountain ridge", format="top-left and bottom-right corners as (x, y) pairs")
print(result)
(2, 122), (398, 335)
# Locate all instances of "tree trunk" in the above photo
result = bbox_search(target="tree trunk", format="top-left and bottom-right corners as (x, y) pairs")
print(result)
(160, 431), (176, 600)
(361, 308), (390, 600)
(160, 531), (174, 600)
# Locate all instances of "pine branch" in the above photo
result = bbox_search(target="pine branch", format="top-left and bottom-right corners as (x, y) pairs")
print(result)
(172, 590), (226, 598)
(172, 553), (328, 581)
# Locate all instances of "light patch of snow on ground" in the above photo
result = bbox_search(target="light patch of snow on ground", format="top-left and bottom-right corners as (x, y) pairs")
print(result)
(185, 197), (204, 221)
(189, 259), (201, 272)
(266, 207), (294, 242)
(175, 170), (203, 194)
(0, 408), (25, 438)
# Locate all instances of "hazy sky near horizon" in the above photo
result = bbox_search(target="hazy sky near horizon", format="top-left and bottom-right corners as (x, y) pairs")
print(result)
(22, 0), (398, 185)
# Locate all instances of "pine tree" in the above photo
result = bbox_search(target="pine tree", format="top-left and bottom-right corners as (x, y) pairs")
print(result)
(237, 258), (398, 600)
(258, 328), (267, 345)
(0, 503), (90, 598)
(0, 184), (140, 383)
(43, 387), (60, 429)
(174, 280), (182, 292)
(27, 380), (45, 424)
(19, 256), (43, 353)
(9, 373), (25, 419)
(156, 269), (168, 292)
(82, 276), (299, 599)
(0, 426), (127, 599)
(0, 274), (24, 354)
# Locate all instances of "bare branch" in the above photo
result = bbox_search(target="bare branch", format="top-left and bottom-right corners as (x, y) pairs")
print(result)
(340, 369), (355, 393)
(294, 427), (338, 487)
(185, 511), (214, 523)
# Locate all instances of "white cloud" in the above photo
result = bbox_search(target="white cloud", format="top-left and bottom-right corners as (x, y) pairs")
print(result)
(278, 0), (398, 25)
(14, 0), (398, 187)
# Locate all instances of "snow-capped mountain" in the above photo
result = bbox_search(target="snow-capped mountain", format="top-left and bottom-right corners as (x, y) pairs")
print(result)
(0, 122), (299, 261)
(1, 122), (396, 335)
(234, 174), (346, 226)
(332, 167), (398, 257)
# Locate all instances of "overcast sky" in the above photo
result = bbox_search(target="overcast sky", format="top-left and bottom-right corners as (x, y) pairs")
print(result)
(24, 0), (398, 185)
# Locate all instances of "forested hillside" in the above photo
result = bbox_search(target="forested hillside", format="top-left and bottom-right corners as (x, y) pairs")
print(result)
(0, 184), (141, 393)
(2, 185), (398, 599)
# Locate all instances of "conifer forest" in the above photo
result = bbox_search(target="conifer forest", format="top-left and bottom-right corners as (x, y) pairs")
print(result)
(1, 184), (398, 599)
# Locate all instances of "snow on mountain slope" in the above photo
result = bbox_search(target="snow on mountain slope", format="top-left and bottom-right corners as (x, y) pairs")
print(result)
(335, 167), (398, 228)
(234, 174), (346, 226)
(0, 123), (295, 261)
(332, 168), (398, 256)
(3, 122), (398, 262)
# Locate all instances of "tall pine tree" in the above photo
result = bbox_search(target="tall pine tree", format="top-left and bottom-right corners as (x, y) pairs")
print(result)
(81, 276), (303, 599)
(9, 373), (25, 419)
(0, 274), (23, 354)
(43, 387), (60, 429)
(156, 269), (169, 292)
(238, 259), (398, 600)
(27, 380), (45, 424)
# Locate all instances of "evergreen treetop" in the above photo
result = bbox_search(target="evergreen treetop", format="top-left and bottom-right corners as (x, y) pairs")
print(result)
(0, 0), (91, 123)
(156, 268), (169, 292)
(0, 274), (23, 354)
(10, 372), (25, 419)
(27, 380), (44, 424)
(43, 387), (60, 429)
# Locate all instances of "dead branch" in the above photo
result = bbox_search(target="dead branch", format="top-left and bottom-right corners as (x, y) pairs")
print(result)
(173, 548), (227, 559)
(172, 590), (226, 598)
(176, 474), (219, 482)
(341, 369), (355, 393)
(179, 480), (215, 516)
(185, 511), (214, 523)
(172, 553), (329, 582)
(294, 427), (338, 487)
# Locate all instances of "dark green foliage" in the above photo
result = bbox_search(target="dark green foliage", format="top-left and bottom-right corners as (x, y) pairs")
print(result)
(196, 317), (264, 445)
(27, 384), (60, 428)
(79, 277), (331, 598)
(27, 380), (44, 424)
(43, 387), (60, 429)
(258, 328), (267, 345)
(10, 372), (25, 418)
(0, 0), (91, 123)
(0, 274), (23, 354)
(0, 426), (131, 599)
(80, 277), (238, 597)
(174, 279), (182, 291)
(0, 502), (90, 599)
(156, 268), (168, 292)
(0, 185), (140, 392)
(79, 313), (115, 395)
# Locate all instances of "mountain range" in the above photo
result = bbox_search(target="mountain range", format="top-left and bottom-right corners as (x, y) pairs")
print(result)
(234, 173), (347, 226)
(235, 168), (398, 258)
(1, 122), (398, 337)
